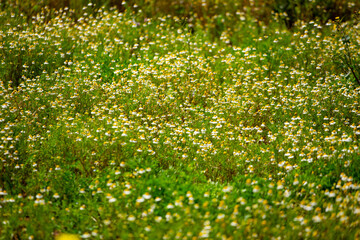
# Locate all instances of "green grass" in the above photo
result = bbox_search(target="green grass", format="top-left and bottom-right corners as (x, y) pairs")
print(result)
(0, 3), (360, 240)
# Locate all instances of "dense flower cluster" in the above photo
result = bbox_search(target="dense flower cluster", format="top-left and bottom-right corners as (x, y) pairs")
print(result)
(0, 5), (359, 239)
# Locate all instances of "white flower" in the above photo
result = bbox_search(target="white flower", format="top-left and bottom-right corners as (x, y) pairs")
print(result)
(81, 232), (91, 239)
(284, 190), (291, 198)
(222, 186), (232, 193)
(143, 193), (152, 199)
(312, 215), (322, 223)
(123, 189), (131, 195)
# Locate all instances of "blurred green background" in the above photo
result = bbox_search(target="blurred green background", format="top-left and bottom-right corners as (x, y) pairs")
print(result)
(1, 0), (359, 28)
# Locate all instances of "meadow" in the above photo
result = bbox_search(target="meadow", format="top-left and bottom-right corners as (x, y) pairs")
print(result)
(0, 1), (360, 239)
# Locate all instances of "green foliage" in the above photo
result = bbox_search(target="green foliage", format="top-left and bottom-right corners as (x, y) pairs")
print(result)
(331, 14), (360, 86)
(272, 0), (357, 27)
(0, 2), (360, 240)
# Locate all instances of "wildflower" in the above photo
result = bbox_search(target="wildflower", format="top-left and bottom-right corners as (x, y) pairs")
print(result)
(284, 190), (291, 198)
(293, 179), (299, 185)
(325, 204), (333, 212)
(312, 215), (322, 223)
(230, 221), (238, 227)
(222, 186), (232, 193)
(80, 233), (91, 239)
(253, 185), (260, 193)
(143, 192), (151, 199)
